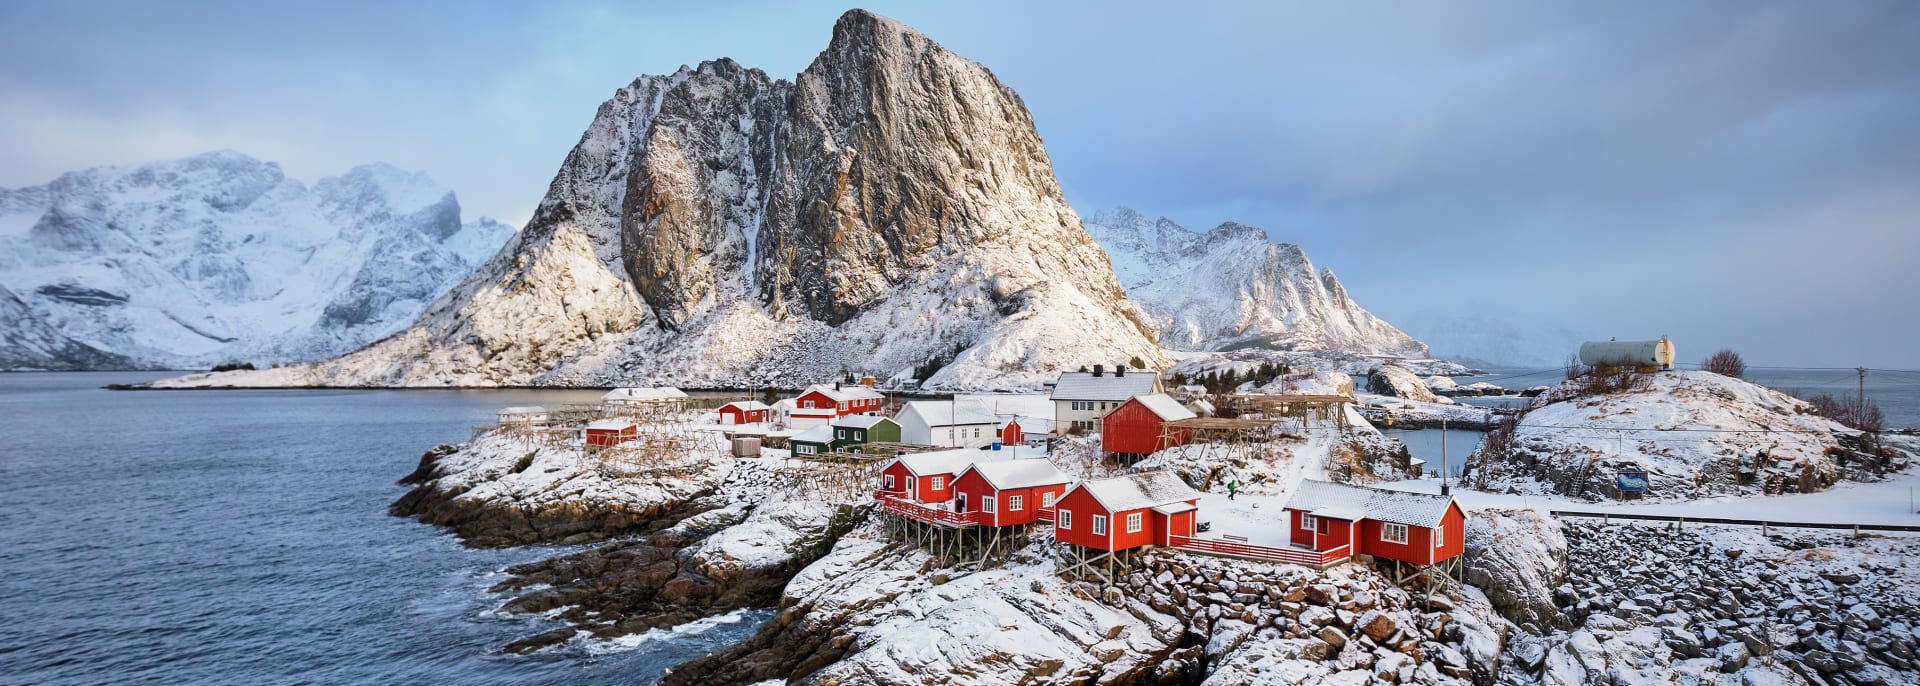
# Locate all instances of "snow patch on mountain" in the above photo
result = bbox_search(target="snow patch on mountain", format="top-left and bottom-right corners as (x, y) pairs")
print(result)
(1084, 207), (1427, 358)
(0, 151), (513, 369)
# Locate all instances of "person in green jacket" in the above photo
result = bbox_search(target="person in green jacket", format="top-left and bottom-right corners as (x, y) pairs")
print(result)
(1227, 479), (1239, 500)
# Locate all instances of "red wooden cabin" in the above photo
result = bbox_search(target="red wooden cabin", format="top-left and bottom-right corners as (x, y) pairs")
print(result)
(1100, 394), (1195, 459)
(876, 449), (980, 504)
(717, 401), (771, 425)
(795, 384), (885, 419)
(1282, 480), (1465, 566)
(584, 419), (638, 447)
(951, 459), (1072, 527)
(1000, 419), (1024, 446)
(1053, 470), (1200, 552)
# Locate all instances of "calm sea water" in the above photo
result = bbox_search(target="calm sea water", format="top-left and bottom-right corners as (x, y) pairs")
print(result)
(1387, 368), (1920, 472)
(0, 373), (767, 686)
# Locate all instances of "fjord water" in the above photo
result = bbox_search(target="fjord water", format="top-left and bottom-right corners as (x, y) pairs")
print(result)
(0, 373), (765, 685)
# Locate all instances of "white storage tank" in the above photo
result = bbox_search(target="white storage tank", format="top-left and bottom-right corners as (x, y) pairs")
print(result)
(1578, 338), (1676, 370)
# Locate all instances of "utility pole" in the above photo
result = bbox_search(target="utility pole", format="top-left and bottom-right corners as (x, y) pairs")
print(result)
(1440, 416), (1450, 496)
(1858, 367), (1868, 421)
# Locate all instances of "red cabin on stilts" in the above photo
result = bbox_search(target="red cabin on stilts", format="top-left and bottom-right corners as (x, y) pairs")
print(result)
(951, 459), (1072, 527)
(584, 419), (638, 447)
(1053, 470), (1201, 552)
(1282, 480), (1466, 567)
(1100, 394), (1196, 460)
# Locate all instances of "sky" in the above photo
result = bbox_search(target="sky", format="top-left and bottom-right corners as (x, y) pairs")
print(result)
(3, 1), (1917, 367)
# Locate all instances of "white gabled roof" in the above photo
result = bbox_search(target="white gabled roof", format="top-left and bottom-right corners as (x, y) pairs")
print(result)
(604, 387), (688, 402)
(960, 459), (1071, 490)
(586, 419), (636, 430)
(901, 400), (998, 427)
(1153, 502), (1198, 515)
(1050, 371), (1159, 402)
(1129, 393), (1197, 422)
(790, 425), (834, 444)
(1282, 480), (1457, 528)
(498, 406), (547, 415)
(834, 415), (895, 430)
(772, 398), (797, 410)
(1073, 470), (1199, 512)
(891, 448), (985, 478)
(805, 384), (885, 402)
(721, 400), (770, 412)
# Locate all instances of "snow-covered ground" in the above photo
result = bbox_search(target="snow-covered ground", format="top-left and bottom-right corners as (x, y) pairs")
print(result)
(1381, 471), (1920, 528)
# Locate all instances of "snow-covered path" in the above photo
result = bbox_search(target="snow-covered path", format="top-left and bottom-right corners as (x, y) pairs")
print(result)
(1376, 471), (1920, 528)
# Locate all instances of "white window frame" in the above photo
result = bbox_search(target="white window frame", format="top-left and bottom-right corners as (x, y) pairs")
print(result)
(1382, 522), (1409, 545)
(1041, 492), (1056, 508)
(837, 429), (846, 439)
(1125, 512), (1143, 533)
(983, 496), (996, 513)
(930, 476), (945, 490)
(1092, 514), (1108, 535)
(957, 492), (967, 511)
(885, 474), (895, 490)
(804, 400), (815, 408)
(1058, 509), (1072, 529)
(1434, 524), (1444, 547)
(1300, 514), (1317, 530)
(1009, 495), (1023, 511)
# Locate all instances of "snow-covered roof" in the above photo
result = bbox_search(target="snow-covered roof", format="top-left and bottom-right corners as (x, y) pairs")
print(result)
(960, 459), (1071, 490)
(901, 400), (999, 427)
(1051, 371), (1160, 401)
(892, 449), (985, 477)
(1073, 470), (1199, 512)
(586, 419), (636, 430)
(1283, 480), (1457, 528)
(805, 384), (885, 402)
(1129, 393), (1196, 421)
(771, 398), (797, 411)
(833, 415), (895, 430)
(498, 406), (547, 415)
(1152, 502), (1198, 515)
(791, 425), (834, 444)
(721, 400), (770, 411)
(1186, 399), (1215, 416)
(603, 387), (688, 402)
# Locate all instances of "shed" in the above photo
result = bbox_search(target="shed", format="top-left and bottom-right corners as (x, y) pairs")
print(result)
(584, 419), (638, 447)
(1054, 470), (1200, 552)
(1282, 480), (1465, 566)
(951, 459), (1073, 526)
(717, 400), (771, 425)
(896, 400), (1000, 448)
(496, 406), (550, 427)
(1101, 394), (1197, 459)
(831, 415), (901, 451)
(877, 449), (983, 504)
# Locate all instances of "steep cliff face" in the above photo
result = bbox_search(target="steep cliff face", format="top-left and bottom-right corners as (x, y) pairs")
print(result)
(157, 10), (1163, 390)
(1085, 207), (1428, 357)
(0, 152), (512, 370)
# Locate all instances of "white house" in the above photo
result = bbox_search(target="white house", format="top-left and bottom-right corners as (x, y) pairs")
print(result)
(896, 400), (1000, 448)
(955, 393), (1057, 439)
(496, 406), (550, 427)
(603, 387), (689, 412)
(770, 398), (797, 428)
(1050, 366), (1162, 433)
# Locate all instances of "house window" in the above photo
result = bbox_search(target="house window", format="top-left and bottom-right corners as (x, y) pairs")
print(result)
(1092, 515), (1108, 535)
(1434, 525), (1444, 547)
(1059, 510), (1072, 529)
(885, 474), (895, 490)
(1009, 495), (1023, 511)
(1125, 512), (1142, 533)
(1300, 514), (1316, 530)
(1382, 523), (1409, 545)
(931, 476), (945, 490)
(1041, 492), (1055, 508)
(837, 430), (845, 439)
(804, 400), (815, 408)
(983, 496), (996, 512)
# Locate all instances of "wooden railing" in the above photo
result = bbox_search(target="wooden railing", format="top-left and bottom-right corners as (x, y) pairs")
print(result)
(1037, 507), (1056, 523)
(878, 495), (981, 527)
(1167, 536), (1352, 566)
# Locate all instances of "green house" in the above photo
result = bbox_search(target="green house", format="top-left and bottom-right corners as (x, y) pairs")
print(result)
(831, 415), (901, 452)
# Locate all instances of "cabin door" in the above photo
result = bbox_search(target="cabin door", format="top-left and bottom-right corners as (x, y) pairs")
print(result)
(956, 493), (968, 513)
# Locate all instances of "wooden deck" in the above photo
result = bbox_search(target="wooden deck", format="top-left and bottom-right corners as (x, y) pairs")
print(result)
(1166, 536), (1352, 567)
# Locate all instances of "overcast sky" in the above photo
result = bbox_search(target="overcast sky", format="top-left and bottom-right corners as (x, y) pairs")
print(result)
(3, 1), (1916, 366)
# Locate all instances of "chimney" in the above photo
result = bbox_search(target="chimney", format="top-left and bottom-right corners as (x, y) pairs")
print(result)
(1093, 364), (1104, 377)
(834, 381), (842, 391)
(1116, 365), (1127, 377)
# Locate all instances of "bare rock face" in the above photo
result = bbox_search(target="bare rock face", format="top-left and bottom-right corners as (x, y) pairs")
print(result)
(1368, 364), (1438, 403)
(1464, 509), (1571, 635)
(156, 9), (1164, 391)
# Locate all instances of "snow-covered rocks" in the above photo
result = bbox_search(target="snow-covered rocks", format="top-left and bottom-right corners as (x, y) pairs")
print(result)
(1468, 370), (1906, 500)
(1083, 208), (1428, 357)
(0, 151), (511, 370)
(1463, 509), (1570, 634)
(1368, 364), (1439, 403)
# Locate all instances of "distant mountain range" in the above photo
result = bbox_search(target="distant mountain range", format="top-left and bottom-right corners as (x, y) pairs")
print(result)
(0, 151), (511, 370)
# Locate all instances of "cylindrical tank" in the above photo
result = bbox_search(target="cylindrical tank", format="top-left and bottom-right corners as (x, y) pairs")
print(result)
(1578, 338), (1676, 370)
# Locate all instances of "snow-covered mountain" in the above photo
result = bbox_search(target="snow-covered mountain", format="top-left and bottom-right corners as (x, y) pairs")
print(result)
(0, 151), (513, 370)
(156, 10), (1165, 390)
(1083, 208), (1427, 357)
